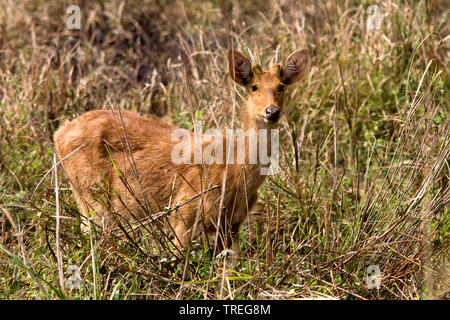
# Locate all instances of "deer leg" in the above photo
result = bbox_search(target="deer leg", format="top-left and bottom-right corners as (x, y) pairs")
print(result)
(215, 192), (259, 255)
(229, 193), (258, 255)
(173, 223), (190, 249)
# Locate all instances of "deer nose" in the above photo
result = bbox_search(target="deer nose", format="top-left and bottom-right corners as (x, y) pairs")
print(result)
(264, 105), (281, 122)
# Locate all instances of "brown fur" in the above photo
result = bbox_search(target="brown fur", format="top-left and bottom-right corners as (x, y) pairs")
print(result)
(53, 49), (309, 252)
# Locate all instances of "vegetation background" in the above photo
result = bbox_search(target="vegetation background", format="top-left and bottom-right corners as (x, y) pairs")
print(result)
(0, 0), (448, 299)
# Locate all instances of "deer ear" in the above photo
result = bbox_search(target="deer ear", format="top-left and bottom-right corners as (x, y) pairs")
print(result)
(228, 50), (253, 86)
(281, 49), (309, 85)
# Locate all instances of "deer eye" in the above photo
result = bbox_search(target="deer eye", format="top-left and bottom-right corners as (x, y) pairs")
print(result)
(251, 85), (258, 92)
(278, 84), (286, 92)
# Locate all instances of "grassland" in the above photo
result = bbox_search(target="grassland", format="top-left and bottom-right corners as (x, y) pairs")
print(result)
(0, 0), (449, 299)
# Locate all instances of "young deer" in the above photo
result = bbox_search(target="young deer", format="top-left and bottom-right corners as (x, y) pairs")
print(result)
(54, 48), (309, 253)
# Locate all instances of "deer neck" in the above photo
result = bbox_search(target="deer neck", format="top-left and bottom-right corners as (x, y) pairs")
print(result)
(241, 100), (276, 155)
(231, 101), (277, 191)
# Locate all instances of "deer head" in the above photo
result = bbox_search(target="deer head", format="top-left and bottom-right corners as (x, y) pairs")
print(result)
(228, 48), (310, 129)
